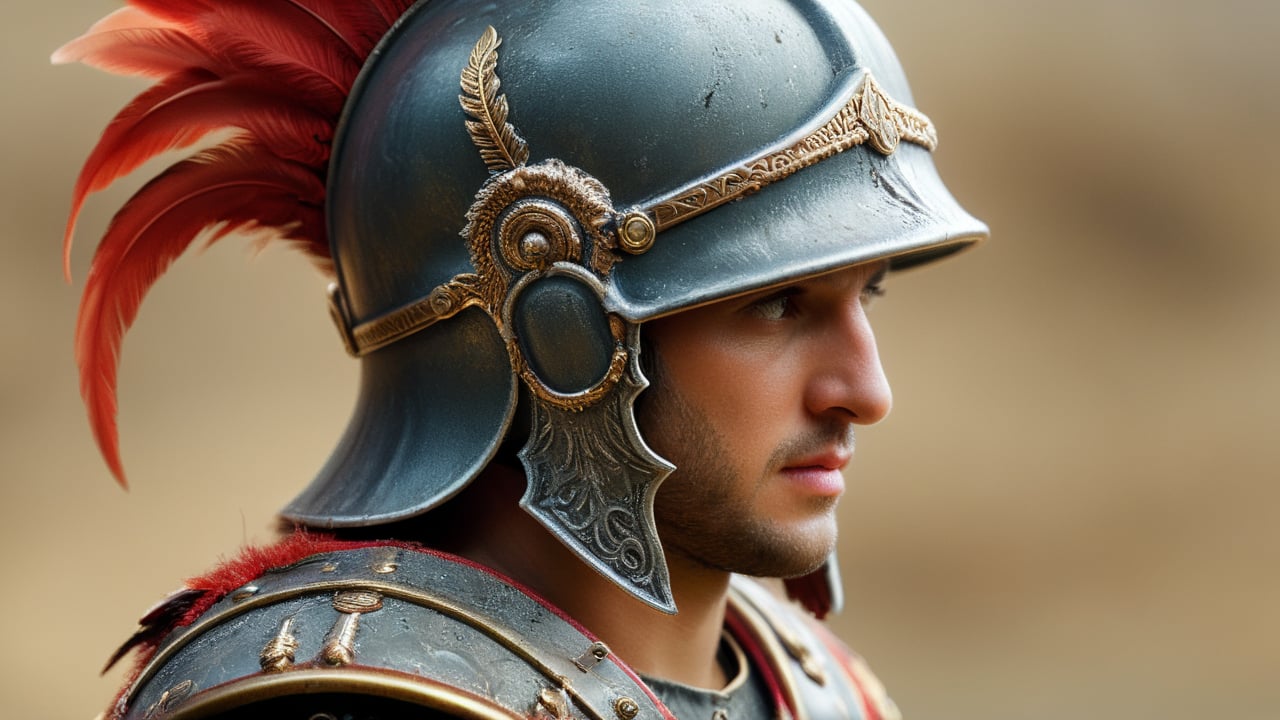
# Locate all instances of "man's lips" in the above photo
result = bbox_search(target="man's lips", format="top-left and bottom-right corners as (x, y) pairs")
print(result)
(784, 450), (852, 473)
(780, 450), (851, 496)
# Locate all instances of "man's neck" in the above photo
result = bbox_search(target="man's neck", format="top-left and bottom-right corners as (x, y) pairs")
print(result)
(439, 465), (732, 689)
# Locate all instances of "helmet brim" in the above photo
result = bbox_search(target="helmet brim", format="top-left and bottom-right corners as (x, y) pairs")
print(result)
(606, 141), (987, 321)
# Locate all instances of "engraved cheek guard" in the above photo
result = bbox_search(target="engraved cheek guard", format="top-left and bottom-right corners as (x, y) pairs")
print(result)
(286, 2), (988, 613)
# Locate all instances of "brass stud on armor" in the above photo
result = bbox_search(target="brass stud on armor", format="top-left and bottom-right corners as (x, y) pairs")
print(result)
(614, 696), (640, 719)
(231, 585), (258, 602)
(320, 613), (359, 667)
(260, 617), (299, 672)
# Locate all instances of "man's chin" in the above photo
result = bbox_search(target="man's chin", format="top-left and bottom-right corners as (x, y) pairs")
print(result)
(723, 522), (837, 579)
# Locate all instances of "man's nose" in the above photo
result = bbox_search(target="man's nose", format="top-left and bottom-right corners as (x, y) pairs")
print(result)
(804, 302), (893, 425)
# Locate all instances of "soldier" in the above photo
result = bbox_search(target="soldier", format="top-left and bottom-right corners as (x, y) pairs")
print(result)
(58, 0), (986, 718)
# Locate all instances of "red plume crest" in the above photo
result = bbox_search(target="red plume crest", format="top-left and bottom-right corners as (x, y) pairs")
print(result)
(55, 0), (417, 487)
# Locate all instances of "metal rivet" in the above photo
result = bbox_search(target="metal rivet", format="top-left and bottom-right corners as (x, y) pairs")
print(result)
(372, 561), (397, 574)
(573, 641), (611, 672)
(618, 212), (655, 254)
(320, 563), (337, 573)
(521, 231), (551, 260)
(231, 585), (258, 602)
(614, 696), (640, 719)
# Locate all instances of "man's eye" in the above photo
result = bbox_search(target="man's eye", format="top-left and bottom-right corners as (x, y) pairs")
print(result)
(749, 295), (791, 320)
(861, 283), (886, 306)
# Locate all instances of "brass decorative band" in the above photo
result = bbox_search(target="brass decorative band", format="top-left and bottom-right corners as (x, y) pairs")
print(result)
(342, 274), (485, 356)
(643, 71), (936, 232)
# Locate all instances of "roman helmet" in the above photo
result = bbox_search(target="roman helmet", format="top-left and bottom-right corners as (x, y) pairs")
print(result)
(60, 0), (986, 615)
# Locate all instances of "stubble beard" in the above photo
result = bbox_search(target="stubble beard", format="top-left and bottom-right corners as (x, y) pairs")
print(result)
(640, 373), (847, 580)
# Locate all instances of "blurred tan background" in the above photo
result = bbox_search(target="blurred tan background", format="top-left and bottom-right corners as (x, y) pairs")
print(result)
(4, 1), (1277, 718)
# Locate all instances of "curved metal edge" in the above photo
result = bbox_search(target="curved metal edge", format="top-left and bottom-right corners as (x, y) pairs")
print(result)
(124, 578), (596, 716)
(161, 667), (523, 720)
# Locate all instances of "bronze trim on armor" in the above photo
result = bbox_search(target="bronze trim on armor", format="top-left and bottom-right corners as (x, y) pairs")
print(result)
(125, 578), (614, 720)
(154, 668), (523, 720)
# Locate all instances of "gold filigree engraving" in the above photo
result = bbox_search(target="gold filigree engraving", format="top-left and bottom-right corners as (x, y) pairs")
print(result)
(466, 160), (617, 296)
(460, 26), (529, 173)
(645, 71), (936, 232)
(348, 274), (484, 355)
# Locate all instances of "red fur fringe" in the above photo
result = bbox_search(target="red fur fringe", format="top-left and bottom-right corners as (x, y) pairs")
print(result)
(107, 531), (423, 718)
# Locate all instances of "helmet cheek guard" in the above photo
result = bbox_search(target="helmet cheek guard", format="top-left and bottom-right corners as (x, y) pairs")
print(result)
(284, 1), (988, 613)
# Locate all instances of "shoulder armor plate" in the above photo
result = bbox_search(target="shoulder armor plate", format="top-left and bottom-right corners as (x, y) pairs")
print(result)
(117, 546), (670, 720)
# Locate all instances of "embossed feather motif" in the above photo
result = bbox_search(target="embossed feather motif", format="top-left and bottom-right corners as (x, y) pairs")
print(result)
(459, 26), (529, 173)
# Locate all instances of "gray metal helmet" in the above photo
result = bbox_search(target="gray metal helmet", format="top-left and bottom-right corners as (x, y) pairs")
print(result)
(285, 0), (988, 612)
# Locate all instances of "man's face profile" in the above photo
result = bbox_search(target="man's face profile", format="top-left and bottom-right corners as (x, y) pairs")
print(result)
(638, 261), (893, 579)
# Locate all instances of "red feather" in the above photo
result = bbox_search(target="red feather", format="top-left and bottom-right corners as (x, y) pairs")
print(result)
(77, 143), (324, 485)
(133, 0), (365, 82)
(60, 1), (418, 485)
(51, 10), (210, 79)
(63, 72), (337, 277)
